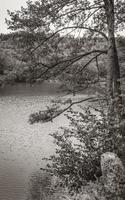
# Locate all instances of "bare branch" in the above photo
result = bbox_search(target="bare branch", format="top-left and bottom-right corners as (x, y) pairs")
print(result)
(95, 55), (100, 81)
(41, 95), (107, 123)
(31, 14), (107, 54)
(47, 96), (96, 122)
(76, 52), (104, 74)
(32, 49), (107, 79)
(54, 5), (103, 19)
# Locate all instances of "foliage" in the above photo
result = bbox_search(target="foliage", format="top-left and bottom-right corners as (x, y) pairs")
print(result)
(1, 32), (125, 91)
(27, 171), (53, 200)
(41, 99), (125, 192)
(0, 33), (29, 86)
(4, 0), (125, 99)
(29, 104), (62, 124)
(73, 180), (105, 200)
(4, 0), (109, 89)
(0, 32), (106, 87)
(27, 170), (71, 200)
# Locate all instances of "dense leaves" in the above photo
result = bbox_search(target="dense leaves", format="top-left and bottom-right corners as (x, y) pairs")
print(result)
(4, 0), (125, 98)
(42, 101), (125, 192)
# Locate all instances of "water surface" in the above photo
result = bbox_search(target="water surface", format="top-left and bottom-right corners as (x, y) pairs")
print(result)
(0, 82), (87, 200)
(0, 83), (68, 200)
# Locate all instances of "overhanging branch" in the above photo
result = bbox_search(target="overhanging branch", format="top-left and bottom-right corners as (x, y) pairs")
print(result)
(49, 96), (95, 121)
(77, 52), (104, 74)
(29, 96), (96, 124)
(31, 27), (108, 54)
(32, 49), (107, 79)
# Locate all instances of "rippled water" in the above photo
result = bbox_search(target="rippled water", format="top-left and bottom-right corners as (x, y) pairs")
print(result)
(0, 83), (69, 200)
(0, 83), (88, 200)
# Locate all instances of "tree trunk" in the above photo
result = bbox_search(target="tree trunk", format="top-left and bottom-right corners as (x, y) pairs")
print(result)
(104, 0), (122, 101)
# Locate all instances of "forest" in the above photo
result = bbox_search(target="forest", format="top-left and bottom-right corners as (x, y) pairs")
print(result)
(0, 31), (125, 91)
(0, 0), (125, 199)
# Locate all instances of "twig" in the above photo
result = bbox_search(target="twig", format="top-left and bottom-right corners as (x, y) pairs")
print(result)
(47, 96), (96, 122)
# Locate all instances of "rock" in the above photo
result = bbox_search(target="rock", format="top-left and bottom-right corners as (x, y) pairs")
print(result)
(101, 152), (125, 199)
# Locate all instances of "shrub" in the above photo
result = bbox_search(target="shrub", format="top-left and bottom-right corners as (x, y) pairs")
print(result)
(29, 105), (61, 124)
(42, 102), (125, 192)
(27, 170), (72, 200)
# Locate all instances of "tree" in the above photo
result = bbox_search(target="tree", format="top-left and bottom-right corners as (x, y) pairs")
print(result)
(6, 0), (125, 194)
(6, 0), (125, 100)
(6, 0), (125, 156)
(0, 34), (30, 85)
(6, 0), (125, 141)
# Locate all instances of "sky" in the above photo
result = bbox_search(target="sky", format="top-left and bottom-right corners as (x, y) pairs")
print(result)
(0, 0), (124, 35)
(0, 0), (28, 33)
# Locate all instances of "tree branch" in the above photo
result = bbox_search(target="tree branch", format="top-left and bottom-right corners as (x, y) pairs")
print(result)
(54, 5), (103, 19)
(46, 96), (96, 122)
(76, 52), (104, 74)
(31, 26), (107, 54)
(40, 95), (107, 123)
(32, 49), (107, 79)
(95, 55), (100, 81)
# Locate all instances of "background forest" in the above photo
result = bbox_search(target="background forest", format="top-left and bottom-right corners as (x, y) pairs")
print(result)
(0, 32), (125, 91)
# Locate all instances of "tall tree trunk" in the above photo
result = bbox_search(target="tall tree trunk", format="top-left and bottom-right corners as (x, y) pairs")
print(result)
(104, 0), (122, 101)
(103, 1), (125, 165)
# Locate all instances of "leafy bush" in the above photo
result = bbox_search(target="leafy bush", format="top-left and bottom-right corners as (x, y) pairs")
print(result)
(27, 170), (72, 200)
(27, 171), (53, 200)
(42, 102), (125, 192)
(29, 105), (61, 124)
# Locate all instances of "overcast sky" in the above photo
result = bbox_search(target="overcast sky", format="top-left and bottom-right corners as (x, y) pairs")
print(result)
(0, 0), (28, 33)
(0, 0), (124, 35)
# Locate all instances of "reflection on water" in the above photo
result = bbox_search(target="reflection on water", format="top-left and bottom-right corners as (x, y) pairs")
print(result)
(0, 82), (68, 200)
(0, 82), (61, 96)
(0, 83), (88, 200)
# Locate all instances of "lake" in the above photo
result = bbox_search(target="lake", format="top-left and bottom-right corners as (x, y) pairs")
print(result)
(0, 82), (88, 200)
(0, 82), (69, 200)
